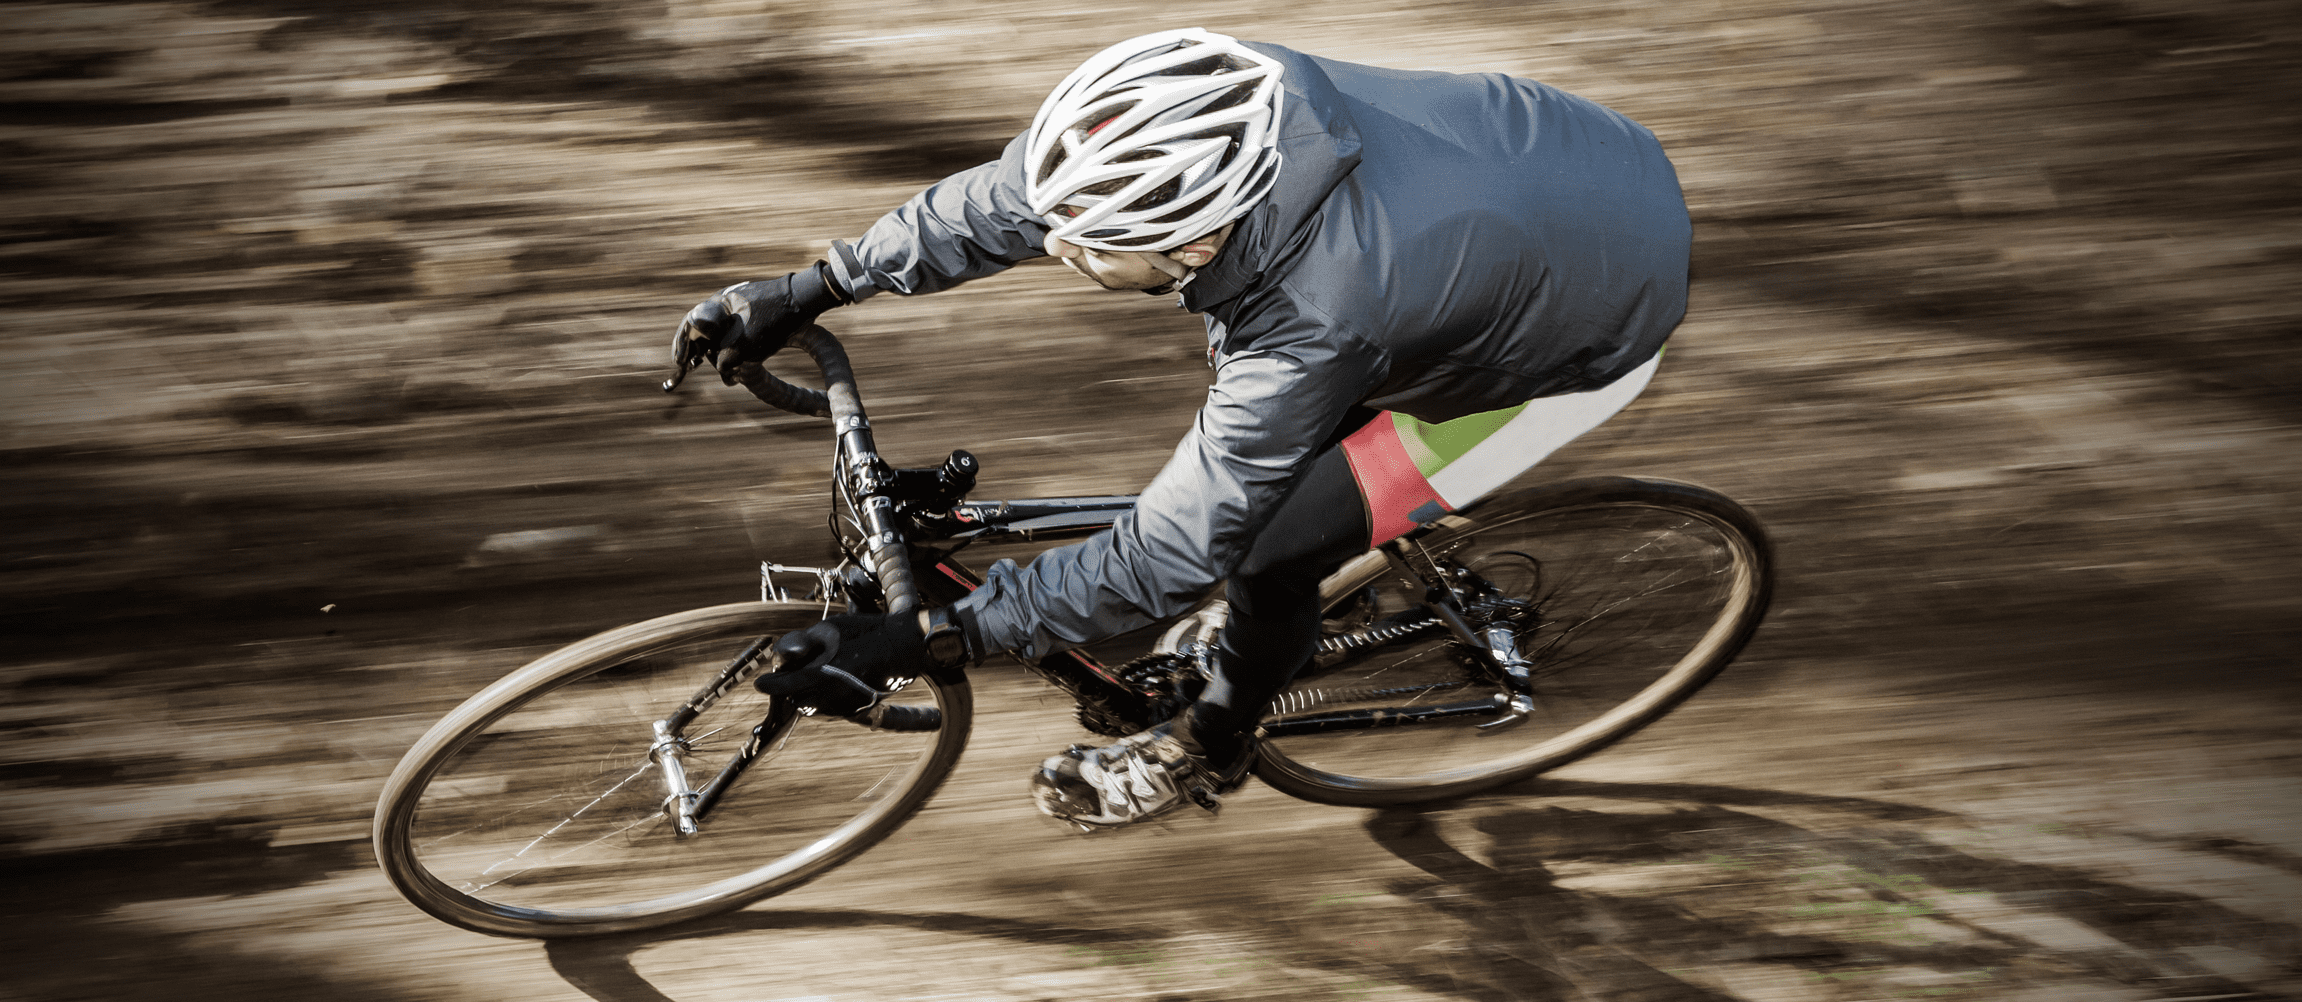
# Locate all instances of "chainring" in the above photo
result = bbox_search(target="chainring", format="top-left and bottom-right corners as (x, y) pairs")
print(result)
(1069, 650), (1208, 737)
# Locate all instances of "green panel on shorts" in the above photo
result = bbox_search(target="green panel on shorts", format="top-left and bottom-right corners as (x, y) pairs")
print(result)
(1392, 401), (1530, 477)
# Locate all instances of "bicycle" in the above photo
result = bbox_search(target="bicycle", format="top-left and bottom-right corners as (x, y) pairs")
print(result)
(372, 326), (1773, 938)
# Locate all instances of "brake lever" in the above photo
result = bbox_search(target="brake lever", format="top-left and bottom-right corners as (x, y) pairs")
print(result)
(663, 339), (717, 393)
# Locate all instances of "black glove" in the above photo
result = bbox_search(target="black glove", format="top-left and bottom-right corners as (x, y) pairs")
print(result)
(674, 261), (848, 386)
(754, 611), (972, 717)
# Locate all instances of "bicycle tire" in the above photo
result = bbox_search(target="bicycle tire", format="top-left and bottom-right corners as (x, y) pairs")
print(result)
(1253, 477), (1771, 807)
(372, 601), (971, 938)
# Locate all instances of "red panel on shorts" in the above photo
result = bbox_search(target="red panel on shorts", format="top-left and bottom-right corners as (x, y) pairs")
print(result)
(1340, 414), (1451, 546)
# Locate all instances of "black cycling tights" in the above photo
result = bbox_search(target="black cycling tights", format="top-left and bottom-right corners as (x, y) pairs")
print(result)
(1191, 441), (1372, 759)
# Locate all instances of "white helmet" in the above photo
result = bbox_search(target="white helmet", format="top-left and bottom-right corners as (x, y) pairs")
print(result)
(1025, 28), (1285, 253)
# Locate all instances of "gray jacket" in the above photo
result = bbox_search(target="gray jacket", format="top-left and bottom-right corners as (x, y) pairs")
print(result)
(822, 42), (1691, 659)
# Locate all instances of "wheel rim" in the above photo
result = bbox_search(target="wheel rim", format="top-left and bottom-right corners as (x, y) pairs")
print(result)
(383, 608), (963, 932)
(1261, 500), (1764, 797)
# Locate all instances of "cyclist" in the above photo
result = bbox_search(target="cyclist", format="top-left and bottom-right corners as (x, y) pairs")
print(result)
(673, 28), (1690, 829)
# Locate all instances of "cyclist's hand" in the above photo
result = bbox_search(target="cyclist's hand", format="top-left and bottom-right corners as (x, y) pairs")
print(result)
(673, 261), (847, 386)
(753, 613), (931, 716)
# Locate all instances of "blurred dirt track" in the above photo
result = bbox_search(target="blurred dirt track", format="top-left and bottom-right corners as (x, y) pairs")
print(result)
(3, 1), (2298, 1000)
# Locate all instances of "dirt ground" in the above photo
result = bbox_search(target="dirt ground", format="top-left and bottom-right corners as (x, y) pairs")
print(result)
(3, 1), (2298, 1000)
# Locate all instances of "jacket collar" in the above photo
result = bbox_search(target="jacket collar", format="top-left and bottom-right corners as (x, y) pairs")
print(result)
(1181, 43), (1362, 314)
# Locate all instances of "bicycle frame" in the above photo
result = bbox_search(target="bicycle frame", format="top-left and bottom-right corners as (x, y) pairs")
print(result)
(648, 326), (1534, 833)
(372, 328), (1767, 938)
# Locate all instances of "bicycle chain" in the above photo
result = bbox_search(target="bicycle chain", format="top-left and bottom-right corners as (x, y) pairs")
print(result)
(1063, 604), (1516, 736)
(1315, 612), (1442, 656)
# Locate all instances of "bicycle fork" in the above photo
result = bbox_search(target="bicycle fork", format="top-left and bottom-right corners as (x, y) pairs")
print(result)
(648, 634), (797, 836)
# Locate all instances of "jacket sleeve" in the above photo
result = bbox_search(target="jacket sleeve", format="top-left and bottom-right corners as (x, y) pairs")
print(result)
(824, 131), (1050, 300)
(953, 300), (1389, 660)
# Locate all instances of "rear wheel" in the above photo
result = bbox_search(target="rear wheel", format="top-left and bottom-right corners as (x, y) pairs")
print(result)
(1254, 478), (1771, 806)
(373, 601), (970, 938)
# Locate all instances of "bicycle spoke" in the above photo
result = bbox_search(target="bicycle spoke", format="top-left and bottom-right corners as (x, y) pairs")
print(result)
(416, 761), (650, 852)
(487, 761), (657, 867)
(470, 806), (672, 894)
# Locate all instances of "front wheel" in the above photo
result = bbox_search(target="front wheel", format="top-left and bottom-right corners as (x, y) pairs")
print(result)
(373, 602), (971, 938)
(1254, 477), (1772, 807)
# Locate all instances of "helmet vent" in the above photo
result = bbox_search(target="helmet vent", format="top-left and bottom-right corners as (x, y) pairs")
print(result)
(1120, 176), (1184, 213)
(1148, 191), (1219, 225)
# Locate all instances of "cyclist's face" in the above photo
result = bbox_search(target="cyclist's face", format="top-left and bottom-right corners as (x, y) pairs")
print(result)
(1044, 237), (1183, 291)
(1042, 214), (1228, 292)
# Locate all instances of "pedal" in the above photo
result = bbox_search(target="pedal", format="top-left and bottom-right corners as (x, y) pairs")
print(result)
(1185, 784), (1223, 815)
